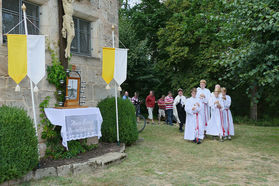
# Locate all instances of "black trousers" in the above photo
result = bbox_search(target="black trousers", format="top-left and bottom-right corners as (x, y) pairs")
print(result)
(176, 103), (186, 130)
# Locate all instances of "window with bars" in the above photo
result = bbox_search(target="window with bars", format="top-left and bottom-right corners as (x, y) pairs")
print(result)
(71, 17), (91, 56)
(2, 0), (40, 43)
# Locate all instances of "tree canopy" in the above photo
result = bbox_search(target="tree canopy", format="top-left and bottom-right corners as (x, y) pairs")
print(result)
(119, 0), (279, 120)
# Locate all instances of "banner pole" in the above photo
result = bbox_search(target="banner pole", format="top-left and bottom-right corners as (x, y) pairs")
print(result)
(112, 25), (115, 48)
(115, 82), (120, 145)
(112, 25), (120, 145)
(22, 4), (38, 137)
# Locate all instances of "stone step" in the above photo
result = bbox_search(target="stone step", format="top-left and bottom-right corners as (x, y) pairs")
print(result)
(88, 152), (127, 167)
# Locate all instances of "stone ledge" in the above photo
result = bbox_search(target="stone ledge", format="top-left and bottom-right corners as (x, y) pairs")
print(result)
(88, 152), (127, 167)
(0, 151), (126, 186)
(57, 164), (72, 177)
(34, 167), (57, 180)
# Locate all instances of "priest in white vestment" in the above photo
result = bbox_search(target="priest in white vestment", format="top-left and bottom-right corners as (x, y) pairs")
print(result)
(197, 80), (211, 132)
(207, 88), (225, 141)
(184, 88), (204, 144)
(221, 87), (234, 140)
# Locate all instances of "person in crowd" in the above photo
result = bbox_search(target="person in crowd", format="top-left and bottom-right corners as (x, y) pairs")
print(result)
(157, 95), (166, 124)
(221, 87), (234, 140)
(197, 80), (211, 133)
(132, 92), (141, 122)
(122, 91), (129, 100)
(165, 91), (174, 126)
(173, 100), (180, 126)
(207, 87), (225, 142)
(174, 88), (187, 132)
(145, 90), (156, 124)
(184, 88), (203, 144)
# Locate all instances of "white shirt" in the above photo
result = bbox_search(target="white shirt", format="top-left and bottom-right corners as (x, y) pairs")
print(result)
(174, 95), (187, 106)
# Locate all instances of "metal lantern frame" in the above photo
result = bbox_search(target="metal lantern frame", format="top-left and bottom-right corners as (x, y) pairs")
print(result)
(60, 68), (87, 107)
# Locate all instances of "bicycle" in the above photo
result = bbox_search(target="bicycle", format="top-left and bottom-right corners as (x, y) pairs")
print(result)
(134, 104), (146, 133)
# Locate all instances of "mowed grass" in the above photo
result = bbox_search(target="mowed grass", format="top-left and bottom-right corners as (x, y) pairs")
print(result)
(25, 124), (279, 185)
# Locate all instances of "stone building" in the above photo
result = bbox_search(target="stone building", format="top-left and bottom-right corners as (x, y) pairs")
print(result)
(0, 0), (119, 157)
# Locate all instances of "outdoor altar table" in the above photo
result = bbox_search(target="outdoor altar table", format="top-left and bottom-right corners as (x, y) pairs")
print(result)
(44, 107), (103, 150)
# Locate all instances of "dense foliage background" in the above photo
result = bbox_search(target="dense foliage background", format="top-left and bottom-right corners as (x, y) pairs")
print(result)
(119, 0), (279, 123)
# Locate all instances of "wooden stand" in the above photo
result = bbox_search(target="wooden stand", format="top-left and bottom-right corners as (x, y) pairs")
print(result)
(64, 77), (80, 107)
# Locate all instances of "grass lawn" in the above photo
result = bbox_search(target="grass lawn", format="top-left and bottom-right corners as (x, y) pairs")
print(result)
(25, 123), (279, 185)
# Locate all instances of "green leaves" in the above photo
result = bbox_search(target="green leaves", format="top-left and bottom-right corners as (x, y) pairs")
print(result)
(98, 98), (138, 145)
(120, 0), (279, 118)
(156, 0), (226, 93)
(120, 1), (168, 95)
(216, 0), (279, 98)
(0, 106), (38, 183)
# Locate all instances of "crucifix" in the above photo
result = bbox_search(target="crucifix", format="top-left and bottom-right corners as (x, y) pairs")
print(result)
(58, 0), (75, 70)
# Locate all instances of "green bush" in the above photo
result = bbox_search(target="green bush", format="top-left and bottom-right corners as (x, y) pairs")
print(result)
(0, 106), (38, 183)
(98, 97), (138, 145)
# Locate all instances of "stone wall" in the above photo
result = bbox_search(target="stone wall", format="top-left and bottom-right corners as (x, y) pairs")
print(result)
(0, 0), (119, 157)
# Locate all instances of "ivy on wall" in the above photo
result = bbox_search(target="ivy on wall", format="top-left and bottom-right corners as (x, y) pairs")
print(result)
(46, 46), (67, 104)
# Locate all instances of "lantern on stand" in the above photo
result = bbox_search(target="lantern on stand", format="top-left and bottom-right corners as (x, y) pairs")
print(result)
(60, 65), (87, 108)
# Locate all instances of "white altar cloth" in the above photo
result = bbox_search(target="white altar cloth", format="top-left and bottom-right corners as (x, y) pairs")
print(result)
(44, 107), (103, 150)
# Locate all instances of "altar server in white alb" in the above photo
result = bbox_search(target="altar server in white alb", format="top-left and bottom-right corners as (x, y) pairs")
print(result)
(197, 80), (211, 132)
(221, 87), (234, 140)
(210, 84), (222, 117)
(184, 88), (204, 144)
(207, 88), (225, 142)
(211, 84), (222, 98)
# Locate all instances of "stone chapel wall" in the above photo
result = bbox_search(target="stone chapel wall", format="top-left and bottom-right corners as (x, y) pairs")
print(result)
(0, 0), (119, 157)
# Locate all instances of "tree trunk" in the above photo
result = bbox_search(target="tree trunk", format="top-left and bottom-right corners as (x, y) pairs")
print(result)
(58, 0), (68, 70)
(250, 85), (258, 120)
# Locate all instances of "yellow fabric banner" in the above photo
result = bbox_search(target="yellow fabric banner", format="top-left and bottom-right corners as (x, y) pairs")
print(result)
(102, 47), (115, 84)
(7, 34), (27, 84)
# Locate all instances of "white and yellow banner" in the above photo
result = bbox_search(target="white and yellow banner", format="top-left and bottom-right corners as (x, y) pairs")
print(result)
(7, 34), (45, 91)
(102, 47), (128, 88)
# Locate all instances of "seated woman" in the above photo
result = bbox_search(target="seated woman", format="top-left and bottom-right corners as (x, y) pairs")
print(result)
(207, 88), (225, 142)
(184, 88), (204, 144)
(221, 87), (234, 140)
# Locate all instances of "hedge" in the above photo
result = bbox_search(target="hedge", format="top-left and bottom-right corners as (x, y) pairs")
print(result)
(0, 106), (38, 183)
(98, 97), (138, 145)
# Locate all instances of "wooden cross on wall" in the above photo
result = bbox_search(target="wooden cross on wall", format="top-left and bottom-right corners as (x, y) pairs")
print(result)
(58, 0), (68, 70)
